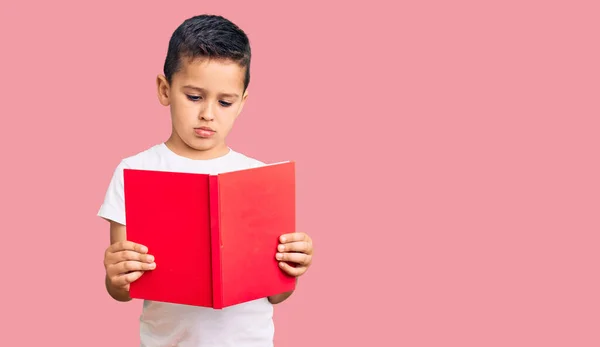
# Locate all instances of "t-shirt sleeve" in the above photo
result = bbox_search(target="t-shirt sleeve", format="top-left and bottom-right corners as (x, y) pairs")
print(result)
(97, 160), (129, 225)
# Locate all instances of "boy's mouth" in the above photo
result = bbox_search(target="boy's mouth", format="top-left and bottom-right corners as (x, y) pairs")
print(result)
(194, 127), (216, 138)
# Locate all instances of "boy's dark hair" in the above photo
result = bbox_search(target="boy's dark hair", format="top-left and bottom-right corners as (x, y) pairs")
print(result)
(163, 14), (252, 91)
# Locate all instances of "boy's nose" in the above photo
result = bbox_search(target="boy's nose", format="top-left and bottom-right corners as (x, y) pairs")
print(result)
(201, 112), (215, 121)
(200, 105), (215, 121)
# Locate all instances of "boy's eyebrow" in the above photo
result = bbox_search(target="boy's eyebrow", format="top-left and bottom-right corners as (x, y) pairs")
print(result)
(182, 85), (239, 98)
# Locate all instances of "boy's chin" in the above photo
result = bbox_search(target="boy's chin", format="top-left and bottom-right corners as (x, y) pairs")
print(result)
(187, 138), (228, 154)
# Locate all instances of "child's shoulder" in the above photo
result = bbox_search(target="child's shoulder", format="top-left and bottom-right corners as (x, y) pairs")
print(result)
(113, 143), (166, 170)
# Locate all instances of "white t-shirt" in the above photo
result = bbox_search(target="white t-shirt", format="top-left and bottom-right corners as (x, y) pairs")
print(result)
(98, 143), (274, 347)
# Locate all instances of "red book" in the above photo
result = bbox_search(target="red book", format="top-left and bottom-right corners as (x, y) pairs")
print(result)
(123, 161), (297, 309)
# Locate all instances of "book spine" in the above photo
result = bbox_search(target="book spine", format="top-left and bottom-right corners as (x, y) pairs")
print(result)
(209, 175), (224, 309)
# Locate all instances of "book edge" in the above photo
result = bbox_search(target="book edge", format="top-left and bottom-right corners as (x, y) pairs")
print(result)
(209, 175), (224, 309)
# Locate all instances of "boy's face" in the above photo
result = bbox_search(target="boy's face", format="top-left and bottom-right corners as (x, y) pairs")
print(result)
(157, 57), (248, 159)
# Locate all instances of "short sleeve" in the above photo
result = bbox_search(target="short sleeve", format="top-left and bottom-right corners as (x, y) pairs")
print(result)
(97, 160), (129, 225)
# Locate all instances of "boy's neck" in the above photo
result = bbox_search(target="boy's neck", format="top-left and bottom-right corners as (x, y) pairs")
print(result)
(164, 135), (230, 160)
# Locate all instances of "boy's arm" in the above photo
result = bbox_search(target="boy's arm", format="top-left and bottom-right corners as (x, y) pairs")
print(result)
(104, 219), (156, 302)
(104, 221), (133, 302)
(100, 160), (154, 302)
(267, 232), (313, 304)
(267, 280), (297, 304)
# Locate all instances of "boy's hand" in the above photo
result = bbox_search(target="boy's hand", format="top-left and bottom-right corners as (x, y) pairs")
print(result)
(104, 241), (156, 291)
(275, 232), (313, 277)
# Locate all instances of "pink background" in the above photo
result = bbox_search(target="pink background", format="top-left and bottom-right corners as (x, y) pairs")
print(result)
(1, 0), (599, 346)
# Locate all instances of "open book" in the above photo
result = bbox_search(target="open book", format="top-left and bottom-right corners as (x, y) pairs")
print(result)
(123, 161), (297, 309)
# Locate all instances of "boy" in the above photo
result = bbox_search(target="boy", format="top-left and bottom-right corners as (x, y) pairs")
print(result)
(98, 14), (314, 347)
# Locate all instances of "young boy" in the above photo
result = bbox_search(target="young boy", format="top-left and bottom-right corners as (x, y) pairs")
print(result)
(98, 14), (314, 347)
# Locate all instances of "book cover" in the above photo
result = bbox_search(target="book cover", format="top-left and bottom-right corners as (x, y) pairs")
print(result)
(123, 161), (297, 308)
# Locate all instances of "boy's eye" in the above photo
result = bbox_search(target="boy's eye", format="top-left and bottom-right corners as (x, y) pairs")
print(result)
(186, 95), (231, 107)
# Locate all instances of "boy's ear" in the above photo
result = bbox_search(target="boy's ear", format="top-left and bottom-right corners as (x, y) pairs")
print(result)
(236, 90), (249, 118)
(156, 75), (170, 106)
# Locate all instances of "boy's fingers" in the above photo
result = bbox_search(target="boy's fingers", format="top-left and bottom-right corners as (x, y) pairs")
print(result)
(279, 232), (308, 244)
(112, 261), (156, 274)
(277, 241), (311, 254)
(108, 261), (156, 275)
(116, 251), (155, 263)
(275, 252), (311, 265)
(112, 271), (144, 287)
(278, 262), (306, 277)
(109, 241), (148, 254)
